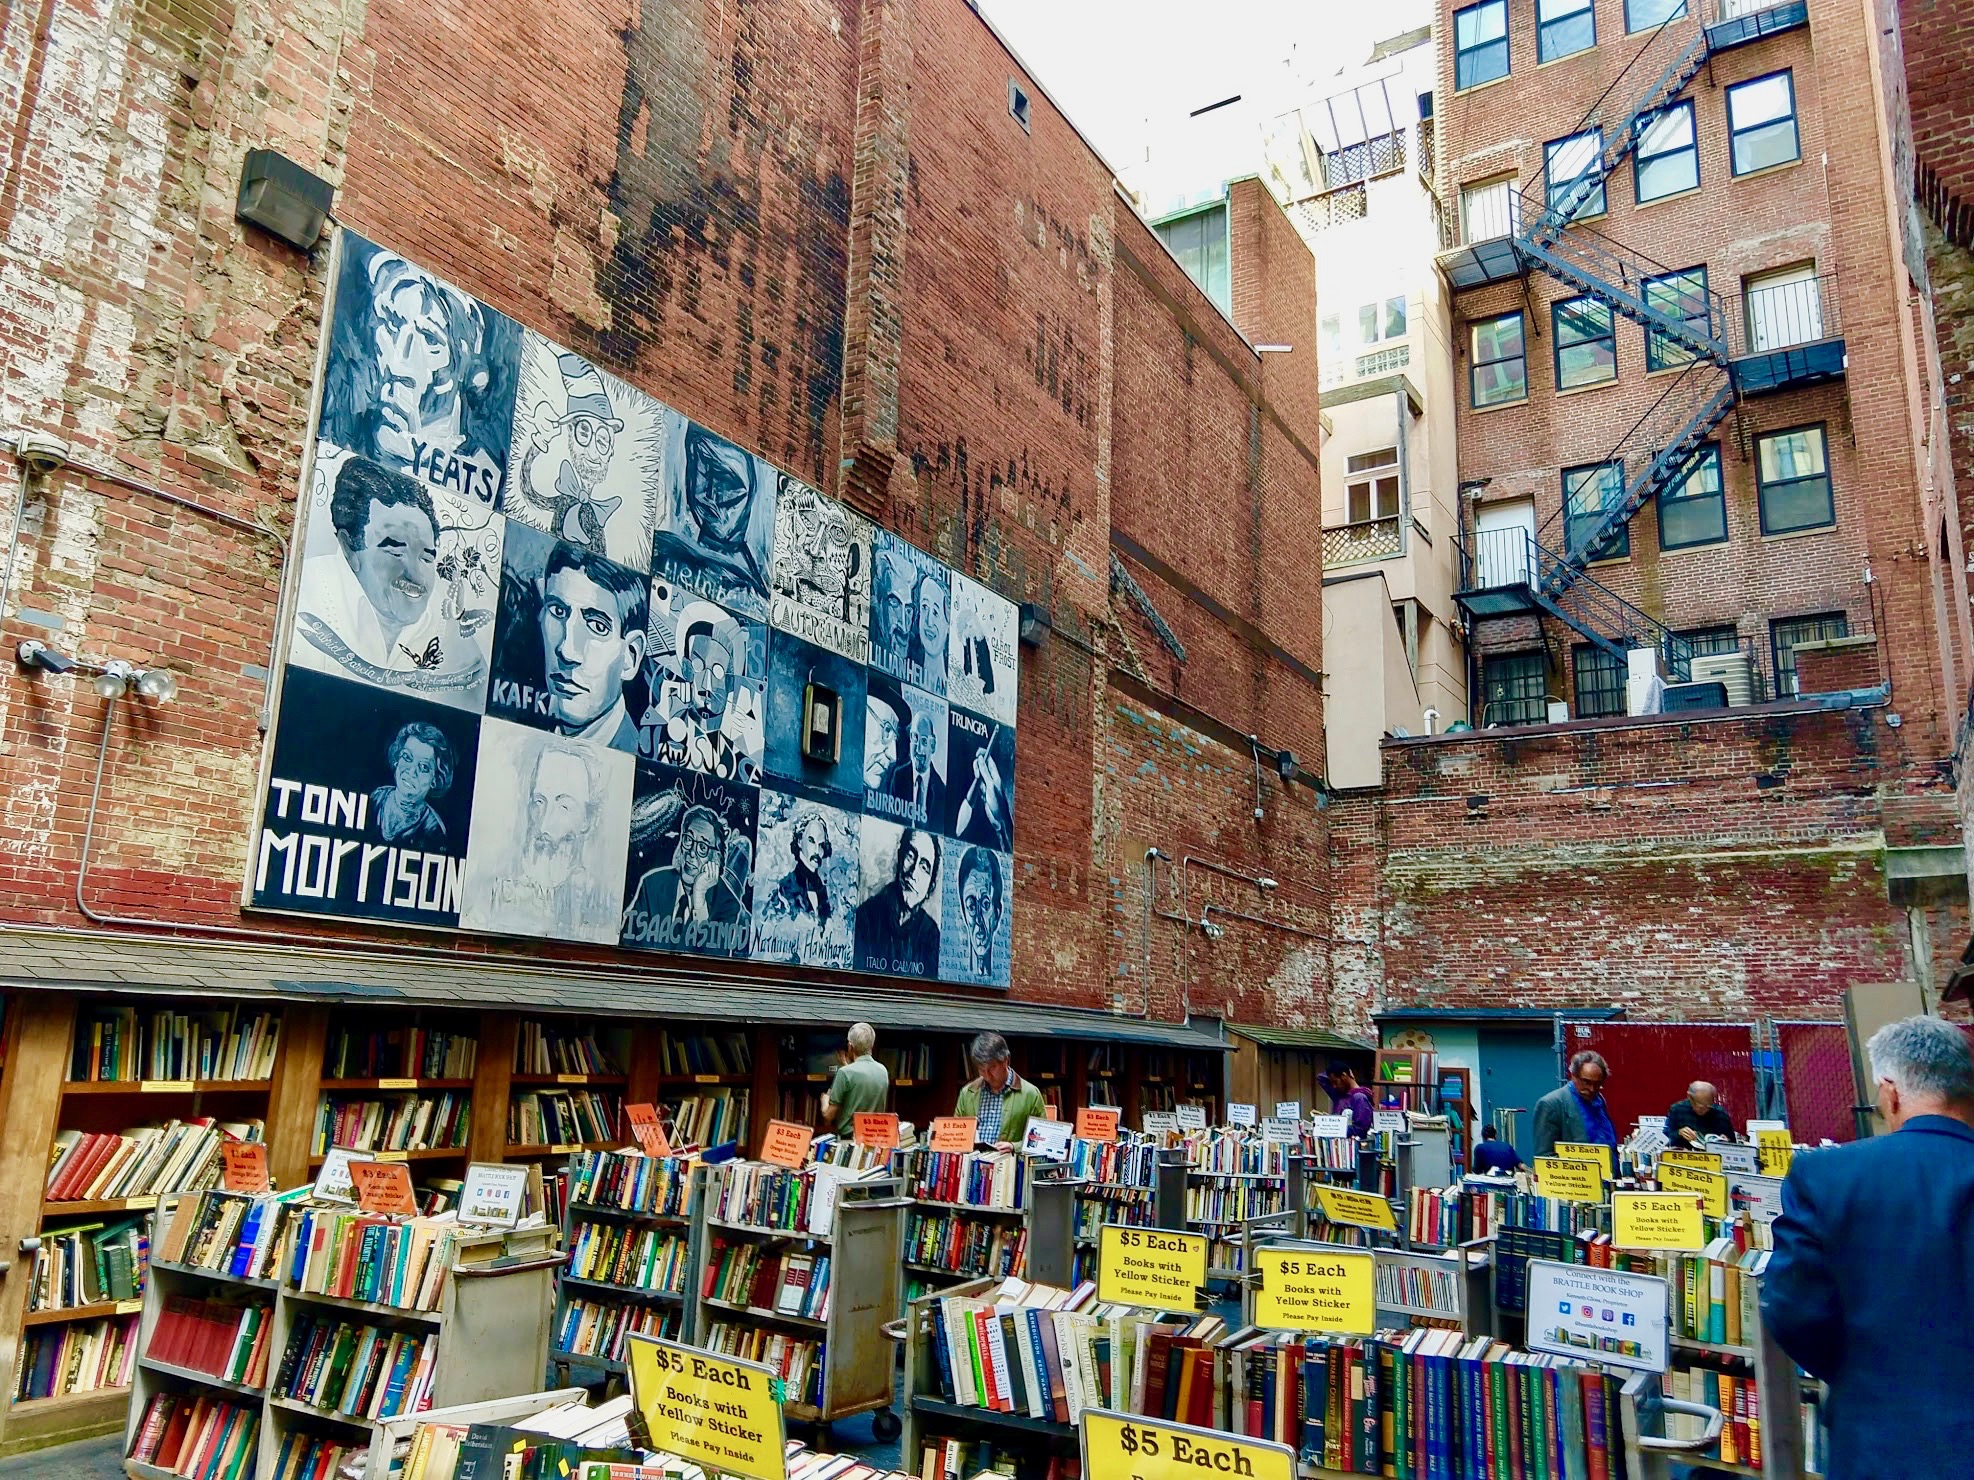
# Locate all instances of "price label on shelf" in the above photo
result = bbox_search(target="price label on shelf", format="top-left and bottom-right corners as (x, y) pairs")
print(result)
(461, 1162), (530, 1228)
(693, 1074), (721, 1084)
(115, 1298), (144, 1315)
(1022, 1118), (1074, 1160)
(1273, 1100), (1302, 1123)
(372, 1149), (410, 1162)
(1309, 1114), (1350, 1138)
(1755, 1129), (1795, 1177)
(626, 1335), (787, 1480)
(1142, 1112), (1179, 1136)
(1555, 1142), (1615, 1180)
(1657, 1148), (1723, 1173)
(1372, 1110), (1406, 1135)
(315, 1148), (358, 1204)
(1227, 1103), (1257, 1126)
(852, 1112), (899, 1151)
(1655, 1159), (1727, 1217)
(557, 1073), (588, 1085)
(140, 1080), (195, 1094)
(1314, 1184), (1397, 1232)
(625, 1103), (671, 1159)
(350, 1159), (419, 1216)
(1252, 1246), (1375, 1334)
(377, 1078), (417, 1091)
(1533, 1156), (1606, 1205)
(1076, 1107), (1120, 1142)
(1082, 1411), (1292, 1480)
(1175, 1105), (1208, 1131)
(221, 1141), (270, 1193)
(1613, 1192), (1706, 1250)
(1260, 1118), (1299, 1145)
(929, 1117), (976, 1153)
(1095, 1224), (1208, 1313)
(759, 1120), (812, 1169)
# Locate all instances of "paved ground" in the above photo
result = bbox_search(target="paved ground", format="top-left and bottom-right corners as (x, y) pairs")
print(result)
(0, 1432), (122, 1480)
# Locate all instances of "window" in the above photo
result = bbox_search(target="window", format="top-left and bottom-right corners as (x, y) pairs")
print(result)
(1359, 296), (1408, 344)
(1545, 129), (1606, 217)
(1008, 80), (1032, 132)
(1634, 101), (1699, 202)
(1625, 0), (1686, 30)
(1677, 625), (1742, 657)
(1154, 204), (1230, 312)
(1727, 72), (1800, 176)
(1657, 443), (1727, 549)
(1385, 295), (1407, 339)
(1573, 645), (1628, 718)
(1455, 0), (1510, 89)
(1643, 266), (1710, 370)
(1482, 651), (1549, 725)
(1460, 176), (1520, 241)
(1564, 461), (1628, 560)
(1744, 262), (1824, 351)
(1771, 612), (1848, 698)
(1321, 314), (1342, 359)
(1471, 312), (1527, 407)
(1346, 448), (1401, 523)
(1553, 296), (1617, 389)
(1538, 0), (1595, 61)
(1756, 424), (1834, 534)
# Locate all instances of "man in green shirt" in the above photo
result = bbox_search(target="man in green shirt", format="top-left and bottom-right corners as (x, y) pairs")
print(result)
(820, 1022), (889, 1127)
(954, 1031), (1048, 1147)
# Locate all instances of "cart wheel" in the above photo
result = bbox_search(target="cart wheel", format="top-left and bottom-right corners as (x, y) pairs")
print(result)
(871, 1410), (902, 1442)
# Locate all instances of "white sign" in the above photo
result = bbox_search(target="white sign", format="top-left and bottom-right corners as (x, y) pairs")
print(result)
(1631, 1127), (1669, 1159)
(1261, 1118), (1300, 1145)
(1228, 1103), (1257, 1126)
(1023, 1118), (1074, 1161)
(315, 1148), (357, 1204)
(1309, 1114), (1351, 1138)
(460, 1162), (529, 1228)
(1372, 1110), (1406, 1135)
(1176, 1105), (1208, 1131)
(1274, 1101), (1302, 1122)
(1636, 1116), (1667, 1133)
(1745, 1119), (1788, 1137)
(1143, 1112), (1179, 1135)
(1713, 1141), (1760, 1173)
(1524, 1258), (1669, 1375)
(1728, 1172), (1786, 1225)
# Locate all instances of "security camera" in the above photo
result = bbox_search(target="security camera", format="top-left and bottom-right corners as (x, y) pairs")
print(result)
(1202, 922), (1225, 941)
(1253, 805), (1265, 822)
(17, 640), (76, 675)
(13, 432), (71, 474)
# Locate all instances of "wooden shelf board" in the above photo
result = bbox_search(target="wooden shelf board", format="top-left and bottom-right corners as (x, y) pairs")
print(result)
(704, 1216), (827, 1242)
(510, 1073), (627, 1086)
(560, 1275), (683, 1306)
(904, 1262), (988, 1280)
(319, 1078), (474, 1091)
(61, 1080), (272, 1096)
(265, 1394), (385, 1429)
(505, 1140), (616, 1157)
(137, 1355), (267, 1401)
(23, 1299), (143, 1326)
(306, 1146), (466, 1166)
(702, 1296), (826, 1330)
(9, 1386), (131, 1415)
(125, 1458), (189, 1480)
(914, 1199), (1025, 1217)
(662, 1074), (751, 1086)
(908, 1396), (1077, 1441)
(44, 1195), (166, 1216)
(553, 1348), (628, 1376)
(281, 1287), (443, 1326)
(567, 1201), (689, 1227)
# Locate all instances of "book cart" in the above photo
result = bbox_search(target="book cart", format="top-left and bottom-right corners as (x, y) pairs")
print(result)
(899, 1146), (1082, 1301)
(548, 1148), (696, 1388)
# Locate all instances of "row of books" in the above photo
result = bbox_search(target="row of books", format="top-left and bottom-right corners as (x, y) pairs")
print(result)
(324, 1024), (478, 1080)
(877, 1042), (937, 1080)
(567, 1221), (689, 1295)
(703, 1240), (832, 1320)
(1074, 1187), (1156, 1236)
(916, 1433), (1068, 1480)
(665, 1089), (748, 1148)
(811, 1136), (894, 1172)
(158, 1188), (308, 1283)
(569, 1148), (691, 1218)
(707, 1162), (817, 1232)
(15, 1312), (136, 1399)
(701, 1321), (822, 1407)
(661, 1030), (751, 1077)
(1140, 1087), (1212, 1114)
(1666, 1361), (1766, 1468)
(554, 1295), (680, 1364)
(30, 1216), (145, 1310)
(1303, 1135), (1361, 1173)
(1188, 1132), (1288, 1176)
(1185, 1180), (1284, 1225)
(71, 1006), (281, 1084)
(1646, 1242), (1768, 1347)
(1408, 1185), (1498, 1248)
(906, 1209), (1026, 1281)
(129, 1391), (260, 1480)
(1065, 1136), (1155, 1187)
(266, 1431), (356, 1480)
(510, 1089), (617, 1146)
(312, 1091), (470, 1154)
(515, 1023), (621, 1076)
(148, 1294), (275, 1388)
(46, 1117), (247, 1203)
(910, 1149), (1027, 1209)
(285, 1207), (463, 1312)
(403, 1394), (641, 1480)
(273, 1313), (436, 1420)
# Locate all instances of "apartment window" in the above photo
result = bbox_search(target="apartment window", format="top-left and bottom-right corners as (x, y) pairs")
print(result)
(1455, 0), (1510, 89)
(1155, 203), (1230, 312)
(1460, 176), (1520, 241)
(1564, 461), (1629, 560)
(1756, 424), (1834, 534)
(1771, 612), (1848, 698)
(1626, 0), (1687, 30)
(1482, 651), (1549, 725)
(1538, 0), (1595, 62)
(1471, 312), (1527, 407)
(1643, 266), (1710, 370)
(1346, 448), (1401, 523)
(1744, 262), (1824, 351)
(1359, 296), (1408, 345)
(1677, 625), (1742, 657)
(1727, 72), (1800, 176)
(1554, 296), (1617, 389)
(1545, 129), (1607, 217)
(1573, 645), (1628, 719)
(1321, 314), (1342, 359)
(1657, 443), (1727, 549)
(1634, 101), (1699, 202)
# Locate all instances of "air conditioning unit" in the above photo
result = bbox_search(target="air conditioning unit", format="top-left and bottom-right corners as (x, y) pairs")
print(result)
(1663, 681), (1730, 713)
(1688, 651), (1755, 706)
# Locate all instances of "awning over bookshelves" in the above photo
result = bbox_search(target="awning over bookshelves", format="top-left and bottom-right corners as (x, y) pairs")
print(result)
(0, 927), (1231, 1052)
(1228, 1022), (1374, 1053)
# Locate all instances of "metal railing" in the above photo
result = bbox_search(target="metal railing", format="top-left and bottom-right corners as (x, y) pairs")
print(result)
(1717, 0), (1788, 19)
(1517, 215), (1730, 361)
(1323, 517), (1404, 567)
(1289, 181), (1367, 235)
(1728, 272), (1841, 356)
(1417, 118), (1436, 181)
(1322, 131), (1406, 191)
(1457, 184), (1521, 245)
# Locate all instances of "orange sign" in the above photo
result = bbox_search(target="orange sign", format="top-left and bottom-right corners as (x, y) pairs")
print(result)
(349, 1159), (419, 1216)
(220, 1141), (270, 1193)
(930, 1116), (978, 1153)
(625, 1103), (672, 1158)
(1076, 1106), (1120, 1142)
(852, 1112), (900, 1150)
(760, 1119), (813, 1169)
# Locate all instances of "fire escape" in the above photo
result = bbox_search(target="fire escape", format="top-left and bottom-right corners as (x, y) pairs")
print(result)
(1440, 0), (1831, 689)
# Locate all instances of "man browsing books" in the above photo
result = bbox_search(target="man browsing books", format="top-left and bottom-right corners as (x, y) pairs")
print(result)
(954, 1031), (1046, 1148)
(1531, 1049), (1619, 1159)
(1667, 1080), (1737, 1144)
(819, 1022), (889, 1128)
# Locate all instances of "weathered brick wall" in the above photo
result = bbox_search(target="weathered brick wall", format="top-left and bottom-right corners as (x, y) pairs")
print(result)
(1794, 635), (1885, 695)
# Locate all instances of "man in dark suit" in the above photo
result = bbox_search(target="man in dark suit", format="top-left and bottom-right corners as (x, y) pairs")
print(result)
(1531, 1049), (1618, 1158)
(884, 707), (945, 824)
(1762, 1015), (1974, 1480)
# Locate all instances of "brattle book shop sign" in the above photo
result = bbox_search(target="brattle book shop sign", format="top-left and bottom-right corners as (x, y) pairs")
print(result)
(248, 233), (1020, 989)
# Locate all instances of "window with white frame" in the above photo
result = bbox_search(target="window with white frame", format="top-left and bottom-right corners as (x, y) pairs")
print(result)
(1346, 448), (1401, 524)
(1634, 101), (1699, 202)
(1756, 424), (1835, 534)
(1359, 296), (1409, 345)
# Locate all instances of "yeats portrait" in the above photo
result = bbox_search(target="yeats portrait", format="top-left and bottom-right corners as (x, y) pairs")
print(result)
(855, 820), (942, 979)
(760, 631), (865, 804)
(290, 445), (502, 712)
(317, 234), (519, 506)
(637, 579), (765, 784)
(619, 763), (759, 959)
(939, 844), (1013, 988)
(947, 572), (1018, 727)
(768, 480), (872, 663)
(749, 791), (860, 969)
(868, 533), (948, 694)
(650, 419), (776, 619)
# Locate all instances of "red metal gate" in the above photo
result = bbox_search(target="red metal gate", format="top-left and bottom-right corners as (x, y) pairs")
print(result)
(1556, 1019), (1759, 1135)
(1775, 1020), (1857, 1143)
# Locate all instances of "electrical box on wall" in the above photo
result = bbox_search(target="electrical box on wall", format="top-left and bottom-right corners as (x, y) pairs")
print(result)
(801, 682), (842, 762)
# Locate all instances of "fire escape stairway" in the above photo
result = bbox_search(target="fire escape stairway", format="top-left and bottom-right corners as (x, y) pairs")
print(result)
(1469, 528), (1697, 682)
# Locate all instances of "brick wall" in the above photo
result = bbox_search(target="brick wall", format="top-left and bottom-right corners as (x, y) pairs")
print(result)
(1793, 635), (1884, 695)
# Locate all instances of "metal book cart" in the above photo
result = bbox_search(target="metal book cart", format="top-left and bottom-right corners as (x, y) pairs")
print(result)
(549, 1154), (698, 1389)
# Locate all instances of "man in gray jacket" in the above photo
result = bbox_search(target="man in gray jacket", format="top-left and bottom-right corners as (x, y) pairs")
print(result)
(1532, 1049), (1619, 1159)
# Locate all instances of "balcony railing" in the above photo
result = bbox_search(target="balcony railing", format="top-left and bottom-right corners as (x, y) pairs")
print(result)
(1457, 186), (1521, 245)
(1730, 274), (1841, 355)
(1290, 181), (1368, 235)
(1324, 517), (1403, 567)
(1322, 131), (1408, 191)
(1417, 118), (1436, 181)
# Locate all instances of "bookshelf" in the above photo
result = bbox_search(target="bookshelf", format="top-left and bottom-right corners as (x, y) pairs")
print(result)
(549, 1148), (695, 1384)
(896, 1276), (1080, 1467)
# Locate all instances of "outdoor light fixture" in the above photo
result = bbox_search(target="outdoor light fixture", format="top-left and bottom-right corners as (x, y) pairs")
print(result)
(16, 642), (177, 702)
(1256, 876), (1279, 891)
(1018, 601), (1052, 648)
(236, 148), (335, 251)
(16, 640), (76, 675)
(1275, 747), (1299, 781)
(1254, 344), (1296, 354)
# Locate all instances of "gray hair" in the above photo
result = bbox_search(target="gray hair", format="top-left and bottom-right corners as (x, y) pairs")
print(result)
(847, 1022), (876, 1055)
(1567, 1049), (1609, 1078)
(1868, 1015), (1974, 1104)
(969, 1031), (1011, 1068)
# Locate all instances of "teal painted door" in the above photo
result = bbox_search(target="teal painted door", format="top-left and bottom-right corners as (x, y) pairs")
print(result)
(1477, 1027), (1558, 1163)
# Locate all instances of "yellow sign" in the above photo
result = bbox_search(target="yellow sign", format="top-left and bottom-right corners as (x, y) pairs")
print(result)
(1613, 1192), (1706, 1250)
(1756, 1129), (1795, 1177)
(1083, 1411), (1294, 1480)
(1532, 1157), (1606, 1204)
(1314, 1184), (1397, 1232)
(626, 1336), (786, 1480)
(1655, 1160), (1727, 1217)
(1252, 1247), (1375, 1333)
(1657, 1148), (1723, 1173)
(1556, 1142), (1615, 1179)
(1096, 1224), (1208, 1312)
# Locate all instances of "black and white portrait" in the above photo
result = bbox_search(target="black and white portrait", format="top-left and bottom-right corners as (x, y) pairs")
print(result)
(862, 676), (946, 829)
(458, 719), (632, 944)
(486, 524), (649, 754)
(504, 333), (664, 570)
(650, 419), (776, 619)
(761, 631), (866, 804)
(947, 573), (1018, 726)
(946, 706), (1016, 853)
(636, 579), (765, 783)
(854, 820), (942, 979)
(939, 844), (1013, 988)
(868, 533), (949, 694)
(619, 762), (758, 959)
(768, 480), (872, 663)
(252, 668), (481, 928)
(317, 234), (519, 506)
(748, 790), (860, 969)
(290, 447), (503, 712)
